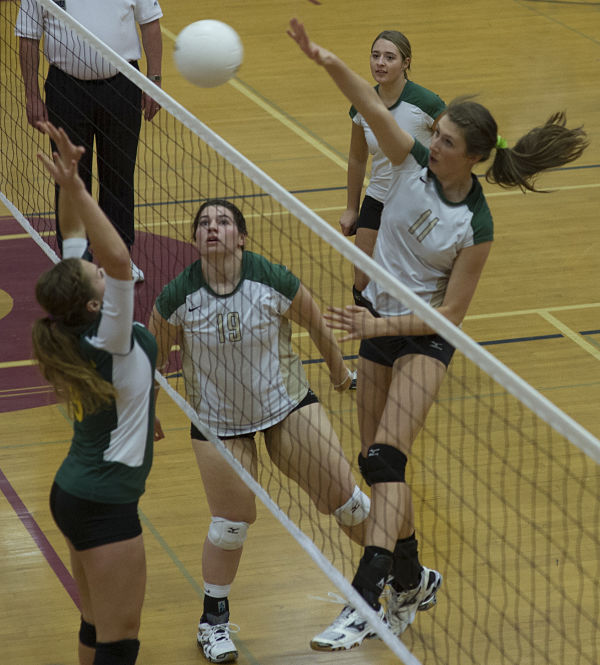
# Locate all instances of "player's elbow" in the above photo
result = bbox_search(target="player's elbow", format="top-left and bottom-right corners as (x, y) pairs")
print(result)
(437, 303), (468, 329)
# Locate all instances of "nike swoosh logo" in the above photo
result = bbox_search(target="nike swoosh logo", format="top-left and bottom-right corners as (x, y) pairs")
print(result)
(188, 304), (202, 312)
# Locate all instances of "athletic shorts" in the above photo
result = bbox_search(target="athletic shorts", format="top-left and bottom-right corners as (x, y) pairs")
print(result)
(355, 195), (384, 233)
(190, 388), (320, 441)
(49, 482), (141, 551)
(359, 333), (455, 368)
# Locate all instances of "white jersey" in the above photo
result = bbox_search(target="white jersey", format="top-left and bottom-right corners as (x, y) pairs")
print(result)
(351, 80), (446, 202)
(155, 252), (310, 437)
(363, 140), (494, 316)
(15, 0), (162, 80)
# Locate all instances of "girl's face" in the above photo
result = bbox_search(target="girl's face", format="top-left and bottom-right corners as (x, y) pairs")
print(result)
(370, 39), (409, 85)
(194, 205), (245, 258)
(428, 115), (478, 180)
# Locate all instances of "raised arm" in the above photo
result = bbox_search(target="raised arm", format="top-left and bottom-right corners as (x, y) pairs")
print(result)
(37, 122), (131, 280)
(286, 284), (352, 392)
(287, 18), (414, 166)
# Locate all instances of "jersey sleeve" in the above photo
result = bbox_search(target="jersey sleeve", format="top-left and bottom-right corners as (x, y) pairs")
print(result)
(62, 238), (88, 259)
(134, 0), (163, 24)
(272, 266), (300, 304)
(409, 139), (430, 167)
(245, 253), (300, 303)
(421, 93), (446, 123)
(15, 0), (43, 39)
(84, 275), (134, 355)
(155, 278), (186, 324)
(154, 262), (202, 324)
(470, 199), (494, 244)
(401, 81), (446, 125)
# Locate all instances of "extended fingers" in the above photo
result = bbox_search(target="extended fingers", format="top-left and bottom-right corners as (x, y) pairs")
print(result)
(36, 151), (57, 174)
(54, 126), (83, 158)
(287, 18), (314, 56)
(36, 121), (84, 159)
(287, 17), (303, 41)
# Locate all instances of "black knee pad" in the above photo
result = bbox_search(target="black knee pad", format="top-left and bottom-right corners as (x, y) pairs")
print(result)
(94, 639), (140, 665)
(361, 444), (407, 485)
(78, 617), (96, 648)
(358, 452), (369, 484)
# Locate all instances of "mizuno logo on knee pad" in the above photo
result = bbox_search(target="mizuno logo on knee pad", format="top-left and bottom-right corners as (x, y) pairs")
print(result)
(359, 444), (408, 485)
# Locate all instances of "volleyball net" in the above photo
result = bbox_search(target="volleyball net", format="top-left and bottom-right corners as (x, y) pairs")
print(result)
(1, 2), (599, 664)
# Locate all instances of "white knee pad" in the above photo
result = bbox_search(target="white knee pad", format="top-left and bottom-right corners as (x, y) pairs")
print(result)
(334, 485), (370, 527)
(207, 517), (249, 550)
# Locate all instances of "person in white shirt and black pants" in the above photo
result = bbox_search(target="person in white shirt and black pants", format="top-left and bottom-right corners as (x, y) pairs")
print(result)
(16, 0), (163, 281)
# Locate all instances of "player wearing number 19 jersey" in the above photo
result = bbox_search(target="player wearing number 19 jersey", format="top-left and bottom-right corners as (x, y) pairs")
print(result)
(151, 199), (371, 663)
(155, 251), (310, 436)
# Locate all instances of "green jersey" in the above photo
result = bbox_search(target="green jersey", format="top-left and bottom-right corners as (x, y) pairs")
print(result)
(54, 276), (157, 503)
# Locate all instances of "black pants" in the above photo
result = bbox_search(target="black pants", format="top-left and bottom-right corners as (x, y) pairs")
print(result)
(45, 64), (142, 251)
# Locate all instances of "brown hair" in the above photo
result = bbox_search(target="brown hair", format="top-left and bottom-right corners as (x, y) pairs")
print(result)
(371, 30), (411, 76)
(31, 258), (116, 418)
(446, 98), (589, 192)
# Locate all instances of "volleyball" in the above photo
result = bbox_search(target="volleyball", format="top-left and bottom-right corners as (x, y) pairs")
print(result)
(174, 20), (243, 88)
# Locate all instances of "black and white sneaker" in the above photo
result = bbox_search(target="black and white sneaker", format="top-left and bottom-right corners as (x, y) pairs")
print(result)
(130, 260), (145, 283)
(349, 369), (358, 390)
(385, 567), (442, 636)
(197, 615), (239, 663)
(310, 604), (383, 651)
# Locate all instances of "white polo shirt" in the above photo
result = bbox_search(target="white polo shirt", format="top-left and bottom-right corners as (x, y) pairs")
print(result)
(15, 0), (162, 80)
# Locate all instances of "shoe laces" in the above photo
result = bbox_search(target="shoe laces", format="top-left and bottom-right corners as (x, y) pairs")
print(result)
(308, 591), (347, 605)
(321, 604), (358, 632)
(388, 583), (420, 609)
(203, 621), (240, 644)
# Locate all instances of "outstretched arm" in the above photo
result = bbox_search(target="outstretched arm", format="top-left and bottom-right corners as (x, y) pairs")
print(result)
(286, 284), (352, 392)
(37, 122), (131, 280)
(287, 18), (414, 166)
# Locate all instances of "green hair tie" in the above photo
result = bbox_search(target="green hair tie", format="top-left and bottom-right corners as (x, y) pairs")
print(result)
(496, 135), (508, 150)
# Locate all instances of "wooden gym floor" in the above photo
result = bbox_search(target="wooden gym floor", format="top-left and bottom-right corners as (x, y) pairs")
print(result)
(1, 1), (599, 664)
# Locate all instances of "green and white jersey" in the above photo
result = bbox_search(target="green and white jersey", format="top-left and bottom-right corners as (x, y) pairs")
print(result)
(363, 140), (494, 316)
(155, 251), (309, 437)
(54, 275), (157, 503)
(350, 80), (446, 202)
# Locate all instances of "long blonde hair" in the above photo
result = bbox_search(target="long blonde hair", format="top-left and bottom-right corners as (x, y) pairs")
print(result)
(32, 258), (116, 418)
